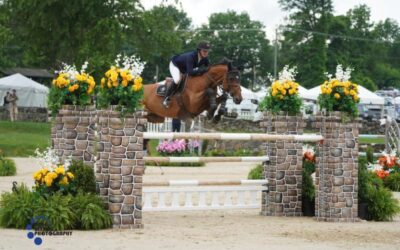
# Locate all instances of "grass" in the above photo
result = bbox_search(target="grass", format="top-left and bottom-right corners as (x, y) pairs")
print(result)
(359, 137), (385, 144)
(0, 121), (51, 157)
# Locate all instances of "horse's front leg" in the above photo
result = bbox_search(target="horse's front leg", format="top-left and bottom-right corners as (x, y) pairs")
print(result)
(206, 88), (217, 120)
(212, 93), (228, 124)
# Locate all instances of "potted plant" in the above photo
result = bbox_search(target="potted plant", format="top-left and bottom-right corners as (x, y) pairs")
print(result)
(302, 144), (316, 216)
(48, 61), (96, 116)
(317, 64), (360, 118)
(96, 54), (145, 115)
(259, 65), (303, 115)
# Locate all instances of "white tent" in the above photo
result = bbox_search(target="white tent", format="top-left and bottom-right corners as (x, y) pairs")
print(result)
(304, 84), (384, 105)
(0, 73), (49, 108)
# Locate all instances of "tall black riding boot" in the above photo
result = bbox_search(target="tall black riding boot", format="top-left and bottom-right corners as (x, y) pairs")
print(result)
(162, 83), (177, 108)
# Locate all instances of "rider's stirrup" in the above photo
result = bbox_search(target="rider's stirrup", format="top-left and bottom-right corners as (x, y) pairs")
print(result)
(162, 97), (170, 108)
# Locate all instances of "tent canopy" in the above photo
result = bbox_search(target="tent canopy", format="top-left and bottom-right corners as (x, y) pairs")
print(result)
(303, 84), (384, 105)
(0, 73), (49, 107)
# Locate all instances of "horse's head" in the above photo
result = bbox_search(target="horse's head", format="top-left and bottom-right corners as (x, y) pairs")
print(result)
(224, 62), (242, 104)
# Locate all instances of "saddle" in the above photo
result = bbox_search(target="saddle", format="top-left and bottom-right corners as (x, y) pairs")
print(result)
(156, 76), (187, 97)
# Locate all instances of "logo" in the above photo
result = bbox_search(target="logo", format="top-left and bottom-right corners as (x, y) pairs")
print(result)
(25, 215), (73, 246)
(26, 215), (49, 245)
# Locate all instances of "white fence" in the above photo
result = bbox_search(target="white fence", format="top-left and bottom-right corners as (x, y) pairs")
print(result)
(143, 180), (268, 211)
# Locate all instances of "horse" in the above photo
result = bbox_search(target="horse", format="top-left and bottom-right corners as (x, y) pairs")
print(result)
(143, 60), (243, 125)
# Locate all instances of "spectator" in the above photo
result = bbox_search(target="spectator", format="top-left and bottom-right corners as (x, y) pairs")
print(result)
(7, 89), (18, 121)
(3, 91), (10, 107)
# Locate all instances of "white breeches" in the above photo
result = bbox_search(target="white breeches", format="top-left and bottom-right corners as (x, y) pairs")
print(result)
(169, 61), (181, 84)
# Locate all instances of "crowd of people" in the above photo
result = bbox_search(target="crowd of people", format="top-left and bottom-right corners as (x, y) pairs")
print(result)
(3, 89), (18, 122)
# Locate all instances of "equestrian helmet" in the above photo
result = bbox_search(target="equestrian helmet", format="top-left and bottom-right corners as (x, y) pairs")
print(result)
(197, 41), (211, 51)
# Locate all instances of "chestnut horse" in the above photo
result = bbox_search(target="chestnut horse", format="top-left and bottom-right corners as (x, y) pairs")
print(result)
(143, 61), (242, 124)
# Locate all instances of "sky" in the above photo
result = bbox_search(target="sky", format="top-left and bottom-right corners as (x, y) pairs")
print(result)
(142, 0), (400, 39)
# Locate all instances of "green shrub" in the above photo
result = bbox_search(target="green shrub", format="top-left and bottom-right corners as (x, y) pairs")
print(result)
(359, 157), (400, 221)
(366, 146), (374, 164)
(384, 173), (400, 191)
(68, 160), (96, 194)
(34, 194), (75, 230)
(358, 157), (370, 202)
(0, 158), (16, 176)
(248, 164), (263, 179)
(302, 168), (315, 201)
(365, 183), (400, 221)
(69, 192), (112, 230)
(0, 184), (38, 228)
(303, 160), (315, 174)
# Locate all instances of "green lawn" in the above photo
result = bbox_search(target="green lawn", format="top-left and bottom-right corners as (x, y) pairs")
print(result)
(0, 121), (51, 157)
(359, 137), (385, 144)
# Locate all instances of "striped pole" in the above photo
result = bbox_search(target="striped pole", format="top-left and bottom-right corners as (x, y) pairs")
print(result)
(144, 156), (269, 163)
(143, 179), (268, 187)
(143, 132), (323, 142)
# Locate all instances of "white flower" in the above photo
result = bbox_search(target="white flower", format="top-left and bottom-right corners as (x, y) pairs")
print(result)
(325, 64), (353, 82)
(56, 62), (89, 81)
(114, 54), (146, 78)
(278, 65), (297, 82)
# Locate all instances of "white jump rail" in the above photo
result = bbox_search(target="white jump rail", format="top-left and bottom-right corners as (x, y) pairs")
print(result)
(143, 132), (324, 142)
(143, 179), (268, 211)
(144, 156), (269, 163)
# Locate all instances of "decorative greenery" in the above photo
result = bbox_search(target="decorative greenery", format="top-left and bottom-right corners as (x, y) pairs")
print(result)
(259, 65), (302, 115)
(34, 193), (75, 230)
(68, 192), (112, 230)
(67, 160), (96, 194)
(0, 151), (16, 176)
(384, 173), (400, 192)
(358, 157), (400, 221)
(317, 65), (360, 117)
(0, 186), (112, 230)
(48, 62), (96, 116)
(302, 145), (316, 201)
(33, 164), (75, 197)
(366, 146), (374, 164)
(0, 184), (37, 229)
(97, 54), (145, 115)
(247, 164), (263, 180)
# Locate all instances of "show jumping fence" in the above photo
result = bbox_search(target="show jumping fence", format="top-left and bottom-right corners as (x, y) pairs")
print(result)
(52, 108), (364, 228)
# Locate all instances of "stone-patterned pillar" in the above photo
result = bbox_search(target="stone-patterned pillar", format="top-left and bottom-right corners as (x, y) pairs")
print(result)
(96, 106), (146, 229)
(260, 112), (304, 216)
(314, 112), (360, 222)
(51, 105), (97, 167)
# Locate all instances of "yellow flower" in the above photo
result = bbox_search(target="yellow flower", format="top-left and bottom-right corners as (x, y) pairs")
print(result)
(66, 172), (74, 179)
(54, 166), (65, 175)
(59, 176), (69, 185)
(134, 77), (143, 85)
(334, 93), (341, 99)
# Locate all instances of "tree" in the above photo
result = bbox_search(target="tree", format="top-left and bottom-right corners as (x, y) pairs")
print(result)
(2, 0), (141, 78)
(129, 4), (192, 83)
(192, 11), (272, 89)
(279, 0), (333, 88)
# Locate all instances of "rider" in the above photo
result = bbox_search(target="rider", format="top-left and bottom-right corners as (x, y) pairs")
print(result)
(162, 41), (211, 108)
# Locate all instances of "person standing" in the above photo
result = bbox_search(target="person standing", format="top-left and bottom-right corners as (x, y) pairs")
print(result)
(8, 89), (18, 121)
(172, 118), (181, 132)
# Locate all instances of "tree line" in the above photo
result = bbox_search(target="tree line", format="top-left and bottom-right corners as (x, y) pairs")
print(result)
(0, 0), (399, 91)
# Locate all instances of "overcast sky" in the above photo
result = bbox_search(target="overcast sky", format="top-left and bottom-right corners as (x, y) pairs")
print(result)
(142, 0), (400, 39)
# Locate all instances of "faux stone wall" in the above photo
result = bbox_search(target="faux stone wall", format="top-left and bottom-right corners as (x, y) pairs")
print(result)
(51, 105), (146, 229)
(51, 105), (97, 167)
(314, 112), (360, 222)
(0, 106), (48, 122)
(96, 107), (146, 229)
(260, 112), (304, 216)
